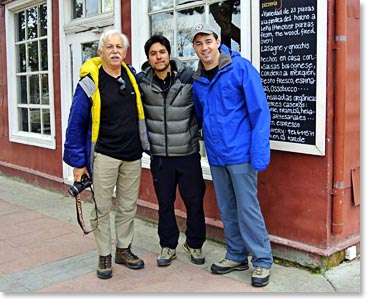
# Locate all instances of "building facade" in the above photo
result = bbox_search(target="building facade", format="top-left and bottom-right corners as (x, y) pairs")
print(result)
(0, 0), (360, 268)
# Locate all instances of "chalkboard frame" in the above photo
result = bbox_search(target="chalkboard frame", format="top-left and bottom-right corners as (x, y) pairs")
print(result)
(252, 0), (327, 156)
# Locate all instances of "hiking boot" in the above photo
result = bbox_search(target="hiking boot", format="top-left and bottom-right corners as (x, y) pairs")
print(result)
(183, 242), (205, 265)
(251, 266), (270, 287)
(115, 246), (144, 269)
(210, 258), (249, 274)
(97, 254), (112, 279)
(157, 247), (176, 267)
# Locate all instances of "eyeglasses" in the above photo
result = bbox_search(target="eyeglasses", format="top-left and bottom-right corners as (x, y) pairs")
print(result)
(117, 76), (127, 95)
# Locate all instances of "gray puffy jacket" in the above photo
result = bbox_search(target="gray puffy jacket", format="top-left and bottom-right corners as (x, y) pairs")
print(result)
(138, 59), (200, 157)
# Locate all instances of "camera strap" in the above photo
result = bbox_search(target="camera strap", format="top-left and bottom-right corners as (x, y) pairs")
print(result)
(75, 187), (99, 235)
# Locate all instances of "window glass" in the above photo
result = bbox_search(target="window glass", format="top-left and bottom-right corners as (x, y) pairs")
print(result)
(150, 13), (174, 42)
(19, 108), (29, 131)
(72, 0), (113, 19)
(209, 1), (240, 51)
(177, 0), (202, 5)
(73, 0), (83, 18)
(86, 0), (98, 16)
(150, 0), (174, 11)
(42, 109), (51, 135)
(12, 2), (53, 138)
(28, 41), (39, 71)
(18, 77), (27, 104)
(16, 11), (26, 41)
(102, 0), (113, 13)
(30, 108), (41, 133)
(29, 75), (40, 104)
(17, 44), (26, 72)
(148, 0), (241, 60)
(177, 7), (204, 57)
(81, 41), (99, 63)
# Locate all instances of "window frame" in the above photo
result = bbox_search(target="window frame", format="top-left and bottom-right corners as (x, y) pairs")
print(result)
(5, 0), (56, 149)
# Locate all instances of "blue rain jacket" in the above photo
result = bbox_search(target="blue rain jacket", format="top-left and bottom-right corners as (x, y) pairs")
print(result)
(192, 44), (271, 170)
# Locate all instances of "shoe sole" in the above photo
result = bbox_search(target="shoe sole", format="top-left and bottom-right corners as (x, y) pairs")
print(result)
(211, 264), (249, 274)
(157, 254), (177, 267)
(115, 258), (144, 269)
(97, 270), (112, 279)
(251, 279), (270, 287)
(183, 244), (205, 265)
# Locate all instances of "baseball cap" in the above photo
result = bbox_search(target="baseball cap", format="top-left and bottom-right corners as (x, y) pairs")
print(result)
(191, 23), (218, 42)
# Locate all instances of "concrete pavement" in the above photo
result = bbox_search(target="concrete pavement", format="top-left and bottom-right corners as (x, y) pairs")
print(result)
(0, 174), (360, 294)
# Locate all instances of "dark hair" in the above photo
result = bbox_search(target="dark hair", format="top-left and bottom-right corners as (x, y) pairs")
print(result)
(144, 35), (171, 57)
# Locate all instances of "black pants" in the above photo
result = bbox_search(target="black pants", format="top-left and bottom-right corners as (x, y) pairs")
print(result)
(150, 153), (206, 249)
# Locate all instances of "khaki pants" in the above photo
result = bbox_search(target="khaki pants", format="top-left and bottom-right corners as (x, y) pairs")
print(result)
(90, 152), (142, 256)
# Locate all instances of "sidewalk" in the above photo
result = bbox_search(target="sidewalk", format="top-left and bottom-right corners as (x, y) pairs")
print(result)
(0, 174), (360, 294)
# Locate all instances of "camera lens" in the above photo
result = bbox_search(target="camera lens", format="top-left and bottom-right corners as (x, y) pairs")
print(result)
(68, 185), (80, 197)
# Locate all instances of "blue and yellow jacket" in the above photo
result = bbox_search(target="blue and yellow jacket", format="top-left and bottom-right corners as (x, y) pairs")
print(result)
(192, 44), (271, 171)
(63, 57), (150, 177)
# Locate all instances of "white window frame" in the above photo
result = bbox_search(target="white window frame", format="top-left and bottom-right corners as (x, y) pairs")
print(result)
(132, 1), (250, 180)
(5, 0), (56, 149)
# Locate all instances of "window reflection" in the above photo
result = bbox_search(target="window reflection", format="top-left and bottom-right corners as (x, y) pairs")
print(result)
(148, 0), (241, 58)
(177, 7), (205, 57)
(17, 44), (26, 72)
(39, 5), (48, 37)
(28, 41), (39, 71)
(150, 0), (174, 11)
(16, 11), (25, 41)
(27, 7), (38, 39)
(82, 41), (99, 63)
(14, 3), (52, 136)
(19, 108), (29, 132)
(72, 0), (114, 19)
(86, 0), (98, 16)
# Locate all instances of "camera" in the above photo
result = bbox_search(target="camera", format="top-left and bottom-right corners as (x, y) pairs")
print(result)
(68, 174), (92, 197)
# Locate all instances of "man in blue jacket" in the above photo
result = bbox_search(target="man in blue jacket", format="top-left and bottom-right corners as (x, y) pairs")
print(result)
(191, 23), (273, 287)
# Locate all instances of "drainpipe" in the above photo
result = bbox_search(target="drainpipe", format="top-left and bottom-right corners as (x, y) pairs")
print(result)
(332, 0), (347, 235)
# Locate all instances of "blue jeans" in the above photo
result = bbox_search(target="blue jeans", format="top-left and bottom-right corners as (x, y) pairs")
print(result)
(210, 163), (273, 269)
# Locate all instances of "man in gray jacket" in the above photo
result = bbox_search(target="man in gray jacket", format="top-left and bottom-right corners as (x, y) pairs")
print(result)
(138, 35), (206, 267)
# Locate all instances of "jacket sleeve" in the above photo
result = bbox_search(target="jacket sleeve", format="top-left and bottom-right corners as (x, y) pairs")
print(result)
(63, 84), (92, 168)
(242, 60), (271, 171)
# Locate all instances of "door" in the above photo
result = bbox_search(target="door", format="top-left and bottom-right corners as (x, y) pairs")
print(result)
(62, 31), (99, 184)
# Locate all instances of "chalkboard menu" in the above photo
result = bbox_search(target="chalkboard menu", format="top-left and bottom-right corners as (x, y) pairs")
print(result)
(255, 0), (326, 155)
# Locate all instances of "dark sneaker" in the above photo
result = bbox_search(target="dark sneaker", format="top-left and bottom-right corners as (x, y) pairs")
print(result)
(115, 246), (144, 269)
(211, 258), (249, 274)
(157, 247), (176, 267)
(251, 266), (270, 287)
(97, 254), (112, 279)
(183, 242), (205, 265)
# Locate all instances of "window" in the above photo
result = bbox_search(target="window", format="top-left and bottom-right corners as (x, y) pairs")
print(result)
(148, 0), (241, 70)
(72, 0), (113, 19)
(6, 0), (55, 149)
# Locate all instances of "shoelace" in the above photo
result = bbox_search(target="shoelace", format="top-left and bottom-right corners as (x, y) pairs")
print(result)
(254, 267), (263, 275)
(161, 248), (174, 255)
(99, 255), (111, 268)
(191, 248), (202, 257)
(218, 258), (230, 265)
(122, 249), (139, 260)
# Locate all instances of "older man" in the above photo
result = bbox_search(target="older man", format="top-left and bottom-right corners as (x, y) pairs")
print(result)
(64, 29), (149, 279)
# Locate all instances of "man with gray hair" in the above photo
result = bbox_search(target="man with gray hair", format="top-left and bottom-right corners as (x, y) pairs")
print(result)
(64, 28), (149, 279)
